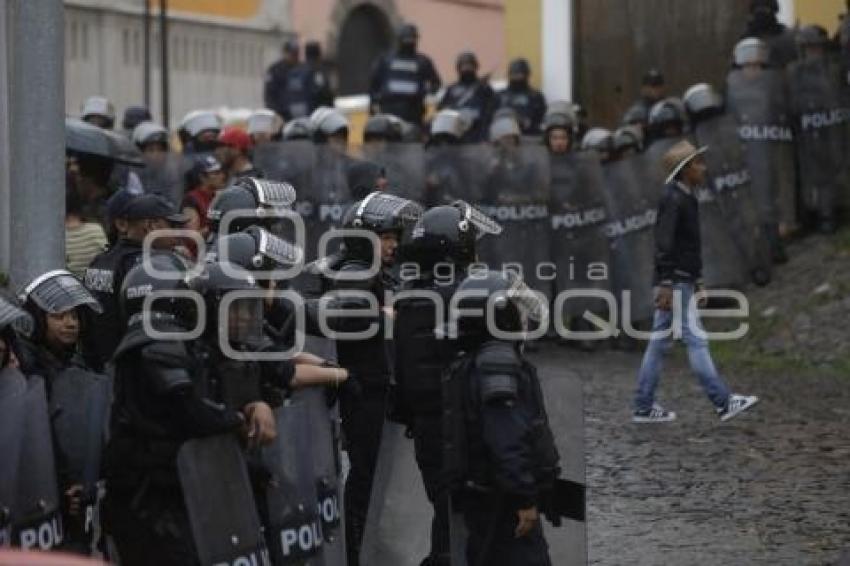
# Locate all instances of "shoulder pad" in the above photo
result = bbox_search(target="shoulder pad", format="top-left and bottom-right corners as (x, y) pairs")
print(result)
(475, 341), (522, 404)
(139, 341), (193, 395)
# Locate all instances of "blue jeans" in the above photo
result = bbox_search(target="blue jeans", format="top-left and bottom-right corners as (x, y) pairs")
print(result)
(634, 282), (730, 413)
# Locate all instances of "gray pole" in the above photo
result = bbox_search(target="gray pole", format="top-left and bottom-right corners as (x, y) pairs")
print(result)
(160, 0), (170, 127)
(0, 1), (11, 285)
(7, 0), (65, 289)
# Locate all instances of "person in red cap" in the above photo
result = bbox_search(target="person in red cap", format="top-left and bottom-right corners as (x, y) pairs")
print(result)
(216, 126), (263, 180)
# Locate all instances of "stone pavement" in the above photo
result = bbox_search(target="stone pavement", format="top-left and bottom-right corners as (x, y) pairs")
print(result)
(530, 345), (850, 566)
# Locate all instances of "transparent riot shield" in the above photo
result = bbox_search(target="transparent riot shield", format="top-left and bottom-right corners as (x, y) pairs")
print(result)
(0, 368), (28, 547)
(361, 142), (426, 201)
(693, 113), (772, 287)
(263, 402), (324, 565)
(423, 144), (483, 208)
(49, 367), (111, 550)
(535, 356), (587, 566)
(468, 143), (553, 299)
(311, 146), (356, 261)
(11, 377), (63, 551)
(549, 152), (613, 329)
(788, 57), (846, 220)
(359, 422), (433, 566)
(726, 68), (795, 233)
(293, 387), (346, 566)
(603, 154), (657, 326)
(177, 434), (269, 566)
(137, 153), (192, 205)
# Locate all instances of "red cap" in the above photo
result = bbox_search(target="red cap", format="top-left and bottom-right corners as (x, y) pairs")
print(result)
(218, 126), (252, 151)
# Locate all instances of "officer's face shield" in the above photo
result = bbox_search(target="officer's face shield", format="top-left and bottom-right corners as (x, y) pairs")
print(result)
(453, 200), (503, 240)
(19, 271), (103, 316)
(223, 296), (264, 347)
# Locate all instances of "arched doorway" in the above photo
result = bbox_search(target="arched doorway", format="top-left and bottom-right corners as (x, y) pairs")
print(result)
(336, 4), (393, 96)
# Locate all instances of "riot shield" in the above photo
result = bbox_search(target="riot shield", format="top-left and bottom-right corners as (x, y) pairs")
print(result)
(692, 113), (772, 287)
(177, 434), (269, 566)
(262, 402), (323, 565)
(535, 355), (587, 566)
(726, 68), (797, 233)
(310, 146), (356, 261)
(469, 144), (553, 299)
(0, 368), (28, 547)
(11, 376), (63, 551)
(359, 422), (433, 566)
(292, 387), (346, 566)
(788, 57), (846, 220)
(49, 367), (111, 550)
(602, 154), (656, 326)
(137, 153), (191, 205)
(423, 144), (483, 208)
(549, 152), (613, 325)
(361, 142), (426, 201)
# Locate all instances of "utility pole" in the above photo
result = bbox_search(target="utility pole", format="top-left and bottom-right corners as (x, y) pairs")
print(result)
(7, 0), (66, 289)
(160, 0), (170, 127)
(144, 0), (151, 108)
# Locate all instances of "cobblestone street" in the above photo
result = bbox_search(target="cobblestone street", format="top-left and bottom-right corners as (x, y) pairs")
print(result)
(532, 346), (850, 566)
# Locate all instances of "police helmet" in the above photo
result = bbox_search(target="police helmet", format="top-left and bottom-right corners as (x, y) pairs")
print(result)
(733, 37), (770, 67)
(683, 83), (724, 118)
(132, 121), (170, 150)
(282, 117), (313, 141)
(797, 25), (829, 48)
(208, 178), (297, 235)
(581, 128), (614, 154)
(179, 110), (222, 138)
(612, 125), (644, 154)
(81, 96), (116, 129)
(364, 114), (404, 142)
(212, 226), (303, 275)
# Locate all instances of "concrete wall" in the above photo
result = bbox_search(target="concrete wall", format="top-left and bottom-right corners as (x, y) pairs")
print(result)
(292, 0), (506, 87)
(64, 0), (293, 127)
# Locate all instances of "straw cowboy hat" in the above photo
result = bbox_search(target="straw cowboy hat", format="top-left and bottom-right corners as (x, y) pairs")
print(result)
(663, 140), (708, 184)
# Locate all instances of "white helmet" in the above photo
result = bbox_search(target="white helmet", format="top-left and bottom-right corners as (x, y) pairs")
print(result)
(488, 114), (521, 142)
(179, 110), (222, 138)
(430, 109), (470, 139)
(310, 106), (349, 136)
(733, 37), (769, 67)
(81, 96), (115, 126)
(132, 121), (170, 148)
(247, 109), (283, 136)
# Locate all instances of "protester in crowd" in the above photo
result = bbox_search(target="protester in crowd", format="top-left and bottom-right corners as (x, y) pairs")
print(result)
(65, 178), (108, 279)
(216, 126), (262, 180)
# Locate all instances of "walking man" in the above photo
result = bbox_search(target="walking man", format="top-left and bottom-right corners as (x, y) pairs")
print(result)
(633, 140), (759, 423)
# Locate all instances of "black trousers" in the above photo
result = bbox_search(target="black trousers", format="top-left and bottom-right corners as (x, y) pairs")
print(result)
(102, 488), (199, 566)
(340, 386), (387, 566)
(462, 493), (551, 566)
(412, 414), (451, 566)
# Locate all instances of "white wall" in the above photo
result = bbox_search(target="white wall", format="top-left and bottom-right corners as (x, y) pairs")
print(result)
(541, 0), (573, 103)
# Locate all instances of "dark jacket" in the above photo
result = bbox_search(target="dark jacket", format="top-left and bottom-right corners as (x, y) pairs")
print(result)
(263, 59), (298, 120)
(369, 51), (441, 125)
(654, 181), (702, 285)
(438, 79), (497, 142)
(496, 85), (547, 135)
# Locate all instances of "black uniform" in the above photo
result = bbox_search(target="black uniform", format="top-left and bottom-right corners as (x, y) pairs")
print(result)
(326, 256), (395, 565)
(443, 340), (558, 566)
(392, 275), (459, 566)
(496, 84), (547, 136)
(369, 51), (441, 125)
(104, 318), (246, 566)
(17, 342), (107, 556)
(82, 238), (143, 370)
(438, 78), (497, 142)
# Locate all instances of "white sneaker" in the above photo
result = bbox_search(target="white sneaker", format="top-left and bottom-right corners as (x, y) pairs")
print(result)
(718, 394), (759, 422)
(633, 403), (677, 423)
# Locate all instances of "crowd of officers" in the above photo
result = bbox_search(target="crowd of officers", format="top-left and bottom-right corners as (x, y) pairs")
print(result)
(3, 1), (850, 564)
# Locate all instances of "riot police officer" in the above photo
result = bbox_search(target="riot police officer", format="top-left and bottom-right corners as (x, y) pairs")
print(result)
(424, 109), (471, 208)
(646, 97), (687, 144)
(104, 254), (278, 566)
(369, 23), (442, 126)
(247, 109), (284, 145)
(542, 104), (578, 155)
(438, 51), (497, 142)
(442, 270), (559, 566)
(742, 0), (797, 68)
(82, 194), (187, 370)
(17, 270), (109, 555)
(392, 202), (502, 566)
(264, 38), (302, 120)
(580, 127), (615, 164)
(178, 110), (223, 155)
(324, 192), (423, 565)
(121, 105), (152, 138)
(496, 58), (547, 135)
(620, 68), (666, 126)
